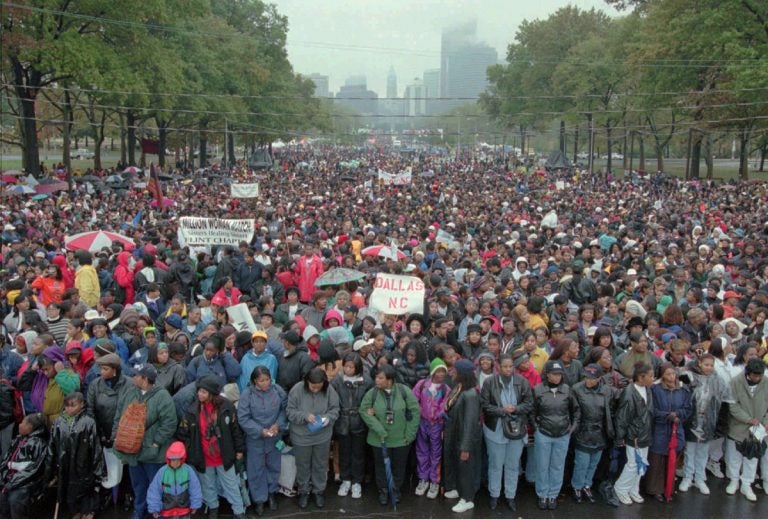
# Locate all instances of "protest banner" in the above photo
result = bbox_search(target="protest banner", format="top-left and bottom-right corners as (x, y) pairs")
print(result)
(231, 183), (260, 198)
(178, 217), (255, 246)
(368, 273), (425, 315)
(436, 229), (460, 249)
(226, 303), (258, 332)
(378, 168), (412, 185)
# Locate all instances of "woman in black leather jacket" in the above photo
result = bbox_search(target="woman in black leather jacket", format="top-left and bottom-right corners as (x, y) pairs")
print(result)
(613, 362), (655, 506)
(532, 360), (580, 511)
(0, 413), (48, 519)
(330, 353), (373, 499)
(480, 354), (533, 511)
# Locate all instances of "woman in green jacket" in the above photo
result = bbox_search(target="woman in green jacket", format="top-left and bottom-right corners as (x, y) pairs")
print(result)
(360, 364), (420, 506)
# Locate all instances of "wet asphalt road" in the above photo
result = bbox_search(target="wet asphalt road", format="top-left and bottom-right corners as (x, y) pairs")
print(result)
(31, 476), (768, 519)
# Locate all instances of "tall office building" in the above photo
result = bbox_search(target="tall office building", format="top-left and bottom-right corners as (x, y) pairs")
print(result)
(387, 66), (398, 99)
(423, 68), (441, 115)
(404, 78), (426, 117)
(336, 75), (378, 115)
(307, 73), (330, 98)
(439, 21), (497, 112)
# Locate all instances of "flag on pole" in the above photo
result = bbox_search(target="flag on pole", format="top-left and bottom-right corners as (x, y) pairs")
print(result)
(132, 208), (144, 227)
(147, 163), (164, 207)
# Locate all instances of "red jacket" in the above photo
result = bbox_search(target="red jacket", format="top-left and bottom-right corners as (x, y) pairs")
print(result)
(114, 251), (136, 304)
(294, 254), (323, 303)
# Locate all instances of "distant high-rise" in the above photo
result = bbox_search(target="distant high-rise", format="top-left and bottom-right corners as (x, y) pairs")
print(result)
(404, 78), (427, 117)
(423, 69), (441, 115)
(336, 80), (378, 115)
(387, 66), (398, 99)
(440, 21), (497, 112)
(307, 73), (330, 98)
(345, 75), (367, 88)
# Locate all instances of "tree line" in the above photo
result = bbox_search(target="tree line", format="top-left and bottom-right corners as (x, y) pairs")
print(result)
(1, 0), (330, 176)
(480, 0), (768, 179)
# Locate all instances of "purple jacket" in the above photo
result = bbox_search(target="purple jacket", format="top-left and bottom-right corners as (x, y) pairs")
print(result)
(413, 378), (449, 423)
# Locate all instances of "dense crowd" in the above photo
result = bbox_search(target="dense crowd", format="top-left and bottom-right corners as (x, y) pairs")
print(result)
(1, 146), (768, 518)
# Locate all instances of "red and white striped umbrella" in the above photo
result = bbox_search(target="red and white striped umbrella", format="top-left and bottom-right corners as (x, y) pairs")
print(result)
(362, 244), (407, 261)
(65, 230), (136, 252)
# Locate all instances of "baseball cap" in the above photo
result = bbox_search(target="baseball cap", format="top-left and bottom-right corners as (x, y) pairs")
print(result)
(583, 364), (603, 379)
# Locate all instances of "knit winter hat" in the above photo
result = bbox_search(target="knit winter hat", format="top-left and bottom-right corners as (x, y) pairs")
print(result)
(429, 357), (448, 376)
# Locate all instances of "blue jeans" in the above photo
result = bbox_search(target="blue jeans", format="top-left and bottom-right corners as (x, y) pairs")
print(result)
(571, 448), (602, 489)
(128, 462), (163, 516)
(533, 430), (570, 499)
(485, 436), (525, 499)
(197, 465), (245, 514)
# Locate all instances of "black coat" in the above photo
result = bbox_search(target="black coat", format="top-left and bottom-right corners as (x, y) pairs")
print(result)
(444, 389), (482, 453)
(276, 348), (314, 393)
(614, 383), (654, 448)
(0, 427), (48, 493)
(0, 378), (15, 430)
(331, 373), (373, 436)
(177, 397), (245, 472)
(480, 373), (533, 440)
(86, 373), (132, 445)
(571, 380), (615, 452)
(533, 382), (580, 438)
(46, 409), (105, 502)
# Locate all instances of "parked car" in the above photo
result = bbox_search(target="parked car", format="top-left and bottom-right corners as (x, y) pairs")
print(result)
(73, 148), (95, 159)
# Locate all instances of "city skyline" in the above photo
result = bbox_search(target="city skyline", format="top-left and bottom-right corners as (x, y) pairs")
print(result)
(270, 0), (619, 96)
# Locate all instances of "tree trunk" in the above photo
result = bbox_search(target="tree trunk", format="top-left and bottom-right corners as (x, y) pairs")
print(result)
(690, 133), (702, 179)
(587, 113), (594, 174)
(606, 121), (612, 173)
(760, 141), (766, 172)
(228, 128), (235, 167)
(519, 125), (526, 156)
(119, 113), (127, 166)
(93, 109), (106, 171)
(199, 120), (208, 167)
(704, 133), (714, 180)
(62, 90), (74, 180)
(639, 133), (645, 173)
(12, 63), (42, 177)
(573, 125), (579, 162)
(559, 120), (565, 154)
(622, 129), (629, 171)
(158, 123), (168, 168)
(739, 127), (751, 180)
(127, 112), (137, 166)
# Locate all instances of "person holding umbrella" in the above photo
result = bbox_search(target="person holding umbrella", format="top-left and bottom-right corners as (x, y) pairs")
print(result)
(645, 363), (692, 502)
(359, 364), (420, 507)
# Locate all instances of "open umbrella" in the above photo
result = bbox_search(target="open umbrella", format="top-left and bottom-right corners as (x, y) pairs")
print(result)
(122, 166), (142, 174)
(106, 174), (123, 183)
(362, 244), (407, 261)
(314, 268), (365, 287)
(35, 181), (69, 194)
(5, 185), (35, 195)
(2, 169), (23, 176)
(665, 422), (678, 502)
(150, 197), (176, 208)
(79, 175), (102, 183)
(32, 194), (49, 201)
(1, 175), (18, 184)
(37, 177), (59, 184)
(65, 230), (136, 252)
(381, 443), (397, 511)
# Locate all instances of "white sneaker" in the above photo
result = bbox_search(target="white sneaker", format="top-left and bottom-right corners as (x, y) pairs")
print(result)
(415, 479), (429, 496)
(707, 460), (725, 479)
(629, 491), (645, 504)
(615, 491), (633, 505)
(337, 480), (351, 497)
(741, 484), (757, 502)
(444, 489), (459, 499)
(679, 478), (692, 492)
(451, 499), (475, 513)
(351, 483), (362, 499)
(427, 482), (439, 499)
(726, 479), (739, 495)
(694, 480), (710, 495)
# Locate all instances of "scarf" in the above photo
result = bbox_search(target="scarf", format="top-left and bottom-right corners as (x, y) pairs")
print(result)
(201, 401), (221, 458)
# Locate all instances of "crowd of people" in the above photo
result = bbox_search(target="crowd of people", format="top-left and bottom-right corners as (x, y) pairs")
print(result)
(0, 146), (768, 518)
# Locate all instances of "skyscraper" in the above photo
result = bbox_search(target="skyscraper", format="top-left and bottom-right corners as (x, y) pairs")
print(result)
(440, 21), (498, 112)
(307, 73), (330, 98)
(404, 78), (426, 117)
(423, 69), (441, 115)
(387, 66), (398, 99)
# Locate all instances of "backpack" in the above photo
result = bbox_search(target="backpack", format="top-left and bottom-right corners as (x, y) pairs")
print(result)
(109, 276), (126, 305)
(114, 401), (147, 454)
(0, 378), (24, 425)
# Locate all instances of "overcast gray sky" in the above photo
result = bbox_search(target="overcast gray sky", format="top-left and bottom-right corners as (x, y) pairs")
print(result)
(270, 0), (619, 96)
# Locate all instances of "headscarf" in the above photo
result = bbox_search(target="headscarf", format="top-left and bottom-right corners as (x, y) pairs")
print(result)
(30, 346), (65, 411)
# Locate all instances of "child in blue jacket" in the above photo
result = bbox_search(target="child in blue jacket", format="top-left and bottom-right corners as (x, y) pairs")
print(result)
(147, 441), (203, 518)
